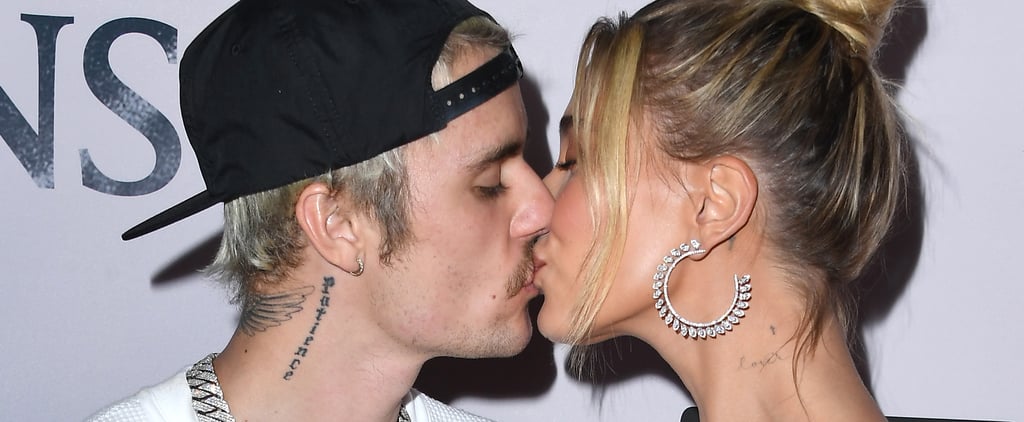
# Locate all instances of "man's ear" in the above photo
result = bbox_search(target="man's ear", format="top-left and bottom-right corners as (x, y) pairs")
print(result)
(295, 182), (366, 275)
(692, 156), (758, 253)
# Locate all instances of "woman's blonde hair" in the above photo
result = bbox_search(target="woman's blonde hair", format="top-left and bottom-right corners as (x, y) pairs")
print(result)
(205, 16), (512, 308)
(566, 0), (906, 373)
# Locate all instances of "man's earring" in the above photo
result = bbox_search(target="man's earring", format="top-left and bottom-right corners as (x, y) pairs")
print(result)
(347, 257), (364, 277)
(651, 239), (751, 340)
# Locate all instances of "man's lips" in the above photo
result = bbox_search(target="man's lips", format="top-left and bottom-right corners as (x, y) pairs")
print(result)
(519, 266), (535, 289)
(512, 268), (539, 299)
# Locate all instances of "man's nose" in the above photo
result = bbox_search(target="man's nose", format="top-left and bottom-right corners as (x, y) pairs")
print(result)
(510, 167), (554, 239)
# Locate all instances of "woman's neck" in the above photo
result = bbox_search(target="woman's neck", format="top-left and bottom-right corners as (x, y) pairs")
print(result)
(634, 264), (884, 422)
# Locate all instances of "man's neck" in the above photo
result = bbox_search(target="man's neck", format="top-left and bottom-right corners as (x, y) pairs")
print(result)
(212, 274), (426, 422)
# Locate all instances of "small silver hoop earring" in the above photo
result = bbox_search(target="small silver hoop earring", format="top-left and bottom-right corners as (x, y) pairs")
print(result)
(347, 258), (364, 277)
(651, 240), (751, 340)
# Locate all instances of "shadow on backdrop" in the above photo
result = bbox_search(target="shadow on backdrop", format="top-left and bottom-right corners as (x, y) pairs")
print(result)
(852, 0), (929, 393)
(152, 230), (222, 286)
(520, 75), (554, 174)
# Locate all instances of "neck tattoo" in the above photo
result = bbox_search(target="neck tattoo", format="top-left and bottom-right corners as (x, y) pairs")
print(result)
(283, 276), (335, 380)
(239, 286), (315, 336)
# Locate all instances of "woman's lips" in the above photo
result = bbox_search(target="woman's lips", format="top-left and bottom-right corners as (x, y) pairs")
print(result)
(531, 258), (547, 291)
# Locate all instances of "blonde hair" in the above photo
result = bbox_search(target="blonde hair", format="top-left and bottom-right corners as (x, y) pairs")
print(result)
(206, 16), (512, 307)
(564, 17), (644, 350)
(566, 0), (906, 374)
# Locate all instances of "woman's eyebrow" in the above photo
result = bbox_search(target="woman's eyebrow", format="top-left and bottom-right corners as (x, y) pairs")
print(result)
(559, 114), (574, 137)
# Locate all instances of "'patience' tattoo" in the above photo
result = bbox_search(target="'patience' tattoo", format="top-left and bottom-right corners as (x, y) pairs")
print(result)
(283, 276), (335, 381)
(240, 286), (315, 336)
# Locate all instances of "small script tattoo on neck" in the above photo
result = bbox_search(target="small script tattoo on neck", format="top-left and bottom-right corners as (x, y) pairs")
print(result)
(240, 286), (315, 336)
(738, 350), (785, 372)
(283, 276), (335, 381)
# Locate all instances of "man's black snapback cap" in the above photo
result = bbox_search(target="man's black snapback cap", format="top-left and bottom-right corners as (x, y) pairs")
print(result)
(122, 0), (523, 240)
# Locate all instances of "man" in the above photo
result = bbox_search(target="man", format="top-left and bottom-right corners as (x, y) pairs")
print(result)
(88, 0), (552, 420)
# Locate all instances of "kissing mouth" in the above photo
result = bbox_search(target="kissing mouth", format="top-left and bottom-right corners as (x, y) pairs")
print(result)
(530, 256), (546, 291)
(506, 244), (537, 297)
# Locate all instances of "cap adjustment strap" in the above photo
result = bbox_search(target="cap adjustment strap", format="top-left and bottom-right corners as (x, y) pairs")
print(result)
(434, 46), (523, 124)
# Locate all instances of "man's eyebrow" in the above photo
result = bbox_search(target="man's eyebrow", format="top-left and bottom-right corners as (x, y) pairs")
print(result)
(469, 139), (523, 172)
(559, 115), (574, 137)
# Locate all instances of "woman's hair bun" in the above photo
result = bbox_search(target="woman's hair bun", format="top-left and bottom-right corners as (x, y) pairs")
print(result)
(791, 0), (896, 55)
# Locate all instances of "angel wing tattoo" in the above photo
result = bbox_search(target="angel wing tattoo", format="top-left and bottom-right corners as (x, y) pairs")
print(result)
(240, 285), (316, 336)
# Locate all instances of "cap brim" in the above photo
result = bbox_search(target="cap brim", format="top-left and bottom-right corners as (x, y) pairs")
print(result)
(121, 190), (220, 241)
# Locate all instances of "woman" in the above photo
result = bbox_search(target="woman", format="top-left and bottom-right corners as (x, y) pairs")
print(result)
(532, 0), (905, 420)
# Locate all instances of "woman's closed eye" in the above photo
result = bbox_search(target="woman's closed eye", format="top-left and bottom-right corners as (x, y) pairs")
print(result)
(554, 159), (577, 171)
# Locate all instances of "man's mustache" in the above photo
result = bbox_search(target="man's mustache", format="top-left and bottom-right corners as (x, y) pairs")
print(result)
(506, 240), (536, 297)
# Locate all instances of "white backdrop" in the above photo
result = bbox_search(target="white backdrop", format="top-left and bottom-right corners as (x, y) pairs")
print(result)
(1, 0), (1021, 421)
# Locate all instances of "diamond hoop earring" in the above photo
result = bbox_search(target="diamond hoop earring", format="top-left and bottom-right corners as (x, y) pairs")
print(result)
(651, 240), (751, 339)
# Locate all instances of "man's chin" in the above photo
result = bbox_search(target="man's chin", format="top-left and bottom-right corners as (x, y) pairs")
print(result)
(504, 312), (535, 355)
(446, 315), (533, 359)
(457, 339), (531, 359)
(493, 313), (535, 357)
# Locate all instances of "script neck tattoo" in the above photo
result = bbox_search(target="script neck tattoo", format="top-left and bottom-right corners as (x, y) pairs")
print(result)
(283, 276), (335, 381)
(239, 285), (315, 336)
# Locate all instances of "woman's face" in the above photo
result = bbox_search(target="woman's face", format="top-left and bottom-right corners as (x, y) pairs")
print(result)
(533, 114), (590, 342)
(534, 112), (695, 344)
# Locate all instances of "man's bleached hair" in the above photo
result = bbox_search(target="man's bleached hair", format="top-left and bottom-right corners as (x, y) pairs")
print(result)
(205, 16), (512, 307)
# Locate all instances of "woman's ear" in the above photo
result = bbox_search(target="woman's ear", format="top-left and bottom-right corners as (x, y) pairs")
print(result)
(692, 156), (758, 253)
(295, 182), (366, 275)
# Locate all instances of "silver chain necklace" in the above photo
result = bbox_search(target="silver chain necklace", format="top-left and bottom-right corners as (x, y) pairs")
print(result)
(187, 354), (234, 422)
(186, 353), (411, 422)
